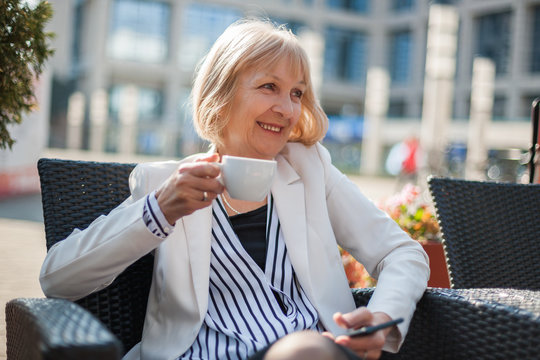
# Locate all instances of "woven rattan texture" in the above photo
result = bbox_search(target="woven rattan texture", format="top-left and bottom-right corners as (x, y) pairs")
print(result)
(353, 288), (540, 359)
(37, 158), (153, 354)
(6, 298), (122, 360)
(428, 177), (540, 289)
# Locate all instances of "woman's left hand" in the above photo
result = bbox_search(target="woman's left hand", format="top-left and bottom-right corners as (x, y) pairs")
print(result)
(322, 309), (393, 360)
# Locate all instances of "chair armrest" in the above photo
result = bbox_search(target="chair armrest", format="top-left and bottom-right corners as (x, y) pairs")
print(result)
(6, 297), (123, 360)
(352, 288), (540, 359)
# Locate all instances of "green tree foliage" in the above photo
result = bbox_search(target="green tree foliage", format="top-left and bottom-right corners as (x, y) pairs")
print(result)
(0, 0), (54, 149)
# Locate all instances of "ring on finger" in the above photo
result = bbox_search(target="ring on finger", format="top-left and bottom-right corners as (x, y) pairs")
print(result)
(202, 191), (208, 202)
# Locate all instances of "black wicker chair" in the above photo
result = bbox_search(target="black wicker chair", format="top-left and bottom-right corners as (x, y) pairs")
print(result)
(5, 159), (540, 359)
(6, 158), (148, 359)
(428, 177), (540, 289)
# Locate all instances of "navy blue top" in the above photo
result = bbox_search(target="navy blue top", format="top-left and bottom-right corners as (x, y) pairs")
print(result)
(229, 205), (268, 270)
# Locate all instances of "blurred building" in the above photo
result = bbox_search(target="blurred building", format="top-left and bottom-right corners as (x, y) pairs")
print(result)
(46, 0), (540, 173)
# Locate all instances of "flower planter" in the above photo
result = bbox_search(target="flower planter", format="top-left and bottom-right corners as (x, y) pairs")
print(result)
(422, 242), (450, 288)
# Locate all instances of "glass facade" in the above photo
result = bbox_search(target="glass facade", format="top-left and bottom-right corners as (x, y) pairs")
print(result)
(107, 0), (170, 63)
(48, 0), (540, 161)
(324, 27), (367, 83)
(71, 0), (84, 72)
(108, 86), (163, 122)
(389, 30), (412, 83)
(532, 6), (540, 73)
(475, 11), (511, 75)
(108, 85), (164, 153)
(326, 0), (369, 13)
(521, 95), (539, 118)
(178, 3), (242, 71)
(492, 95), (507, 120)
(388, 99), (407, 117)
(392, 0), (415, 12)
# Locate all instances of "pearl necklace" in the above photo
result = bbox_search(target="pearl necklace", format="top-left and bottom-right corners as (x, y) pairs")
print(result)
(221, 193), (242, 215)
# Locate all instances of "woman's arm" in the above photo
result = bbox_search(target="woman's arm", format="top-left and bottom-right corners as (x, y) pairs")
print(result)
(318, 143), (429, 352)
(39, 191), (166, 301)
(40, 155), (224, 301)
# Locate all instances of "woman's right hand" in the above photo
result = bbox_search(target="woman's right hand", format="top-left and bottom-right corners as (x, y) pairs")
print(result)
(155, 153), (224, 224)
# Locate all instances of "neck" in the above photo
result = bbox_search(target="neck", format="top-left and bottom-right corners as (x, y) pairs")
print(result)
(221, 191), (267, 216)
(214, 146), (276, 161)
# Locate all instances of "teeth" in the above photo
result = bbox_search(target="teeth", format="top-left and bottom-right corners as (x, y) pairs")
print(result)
(259, 123), (281, 132)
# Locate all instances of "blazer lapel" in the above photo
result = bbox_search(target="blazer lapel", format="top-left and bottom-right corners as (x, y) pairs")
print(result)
(182, 205), (213, 312)
(271, 154), (314, 297)
(180, 152), (314, 315)
(181, 146), (217, 311)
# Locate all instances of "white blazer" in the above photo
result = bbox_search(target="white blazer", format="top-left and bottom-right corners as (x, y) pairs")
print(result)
(40, 142), (429, 360)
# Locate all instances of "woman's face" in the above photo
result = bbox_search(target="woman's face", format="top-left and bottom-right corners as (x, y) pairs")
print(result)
(218, 57), (305, 160)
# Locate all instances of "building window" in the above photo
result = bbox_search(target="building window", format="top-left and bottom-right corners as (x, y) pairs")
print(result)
(71, 0), (84, 72)
(475, 11), (511, 75)
(107, 85), (164, 154)
(388, 99), (407, 118)
(107, 0), (170, 63)
(324, 27), (368, 83)
(272, 18), (307, 35)
(532, 6), (540, 73)
(326, 0), (369, 14)
(392, 0), (415, 12)
(492, 95), (507, 121)
(178, 3), (242, 71)
(389, 30), (412, 84)
(109, 85), (163, 122)
(521, 95), (539, 119)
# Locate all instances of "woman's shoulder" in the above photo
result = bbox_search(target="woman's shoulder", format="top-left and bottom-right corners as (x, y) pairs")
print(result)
(279, 142), (346, 190)
(129, 154), (202, 199)
(280, 142), (332, 167)
(133, 153), (201, 173)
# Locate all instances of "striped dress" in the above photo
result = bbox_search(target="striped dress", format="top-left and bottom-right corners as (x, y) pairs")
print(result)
(178, 195), (321, 359)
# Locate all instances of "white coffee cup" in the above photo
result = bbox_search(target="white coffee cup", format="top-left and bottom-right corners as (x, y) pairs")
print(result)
(217, 155), (277, 201)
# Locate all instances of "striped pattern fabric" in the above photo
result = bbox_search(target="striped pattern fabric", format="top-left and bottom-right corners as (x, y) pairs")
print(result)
(178, 195), (321, 359)
(142, 191), (173, 238)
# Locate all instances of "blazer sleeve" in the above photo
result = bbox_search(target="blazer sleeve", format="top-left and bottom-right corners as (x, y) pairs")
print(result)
(317, 143), (430, 352)
(39, 163), (170, 301)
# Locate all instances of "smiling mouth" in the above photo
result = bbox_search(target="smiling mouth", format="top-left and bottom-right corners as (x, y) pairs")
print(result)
(258, 122), (282, 133)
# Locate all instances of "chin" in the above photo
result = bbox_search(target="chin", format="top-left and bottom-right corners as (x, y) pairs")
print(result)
(260, 145), (285, 158)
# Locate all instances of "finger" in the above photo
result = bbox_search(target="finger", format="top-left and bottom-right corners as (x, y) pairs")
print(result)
(177, 180), (219, 203)
(337, 331), (386, 356)
(198, 189), (223, 203)
(321, 331), (335, 341)
(334, 333), (370, 348)
(333, 312), (350, 329)
(194, 153), (220, 163)
(190, 175), (224, 195)
(179, 161), (221, 179)
(201, 191), (209, 202)
(334, 338), (374, 360)
(335, 307), (374, 330)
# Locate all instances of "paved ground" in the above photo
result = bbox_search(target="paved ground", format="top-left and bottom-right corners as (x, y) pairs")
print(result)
(0, 148), (400, 359)
(0, 218), (46, 359)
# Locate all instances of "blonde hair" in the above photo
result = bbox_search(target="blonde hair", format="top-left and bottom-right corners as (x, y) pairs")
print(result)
(191, 19), (328, 147)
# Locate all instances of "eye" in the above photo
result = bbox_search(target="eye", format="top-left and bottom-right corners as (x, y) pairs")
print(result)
(260, 83), (276, 91)
(291, 89), (304, 100)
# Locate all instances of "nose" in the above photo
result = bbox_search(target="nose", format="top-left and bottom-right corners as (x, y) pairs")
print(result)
(272, 93), (294, 118)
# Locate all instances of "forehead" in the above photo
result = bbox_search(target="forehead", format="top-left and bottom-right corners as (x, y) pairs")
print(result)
(244, 57), (306, 85)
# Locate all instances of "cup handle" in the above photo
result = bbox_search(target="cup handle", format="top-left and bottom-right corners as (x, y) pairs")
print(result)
(215, 162), (224, 186)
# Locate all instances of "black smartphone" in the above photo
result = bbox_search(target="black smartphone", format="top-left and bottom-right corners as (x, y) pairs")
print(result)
(347, 318), (404, 337)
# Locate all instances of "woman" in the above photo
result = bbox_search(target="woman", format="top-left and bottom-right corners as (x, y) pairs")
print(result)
(40, 19), (429, 360)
